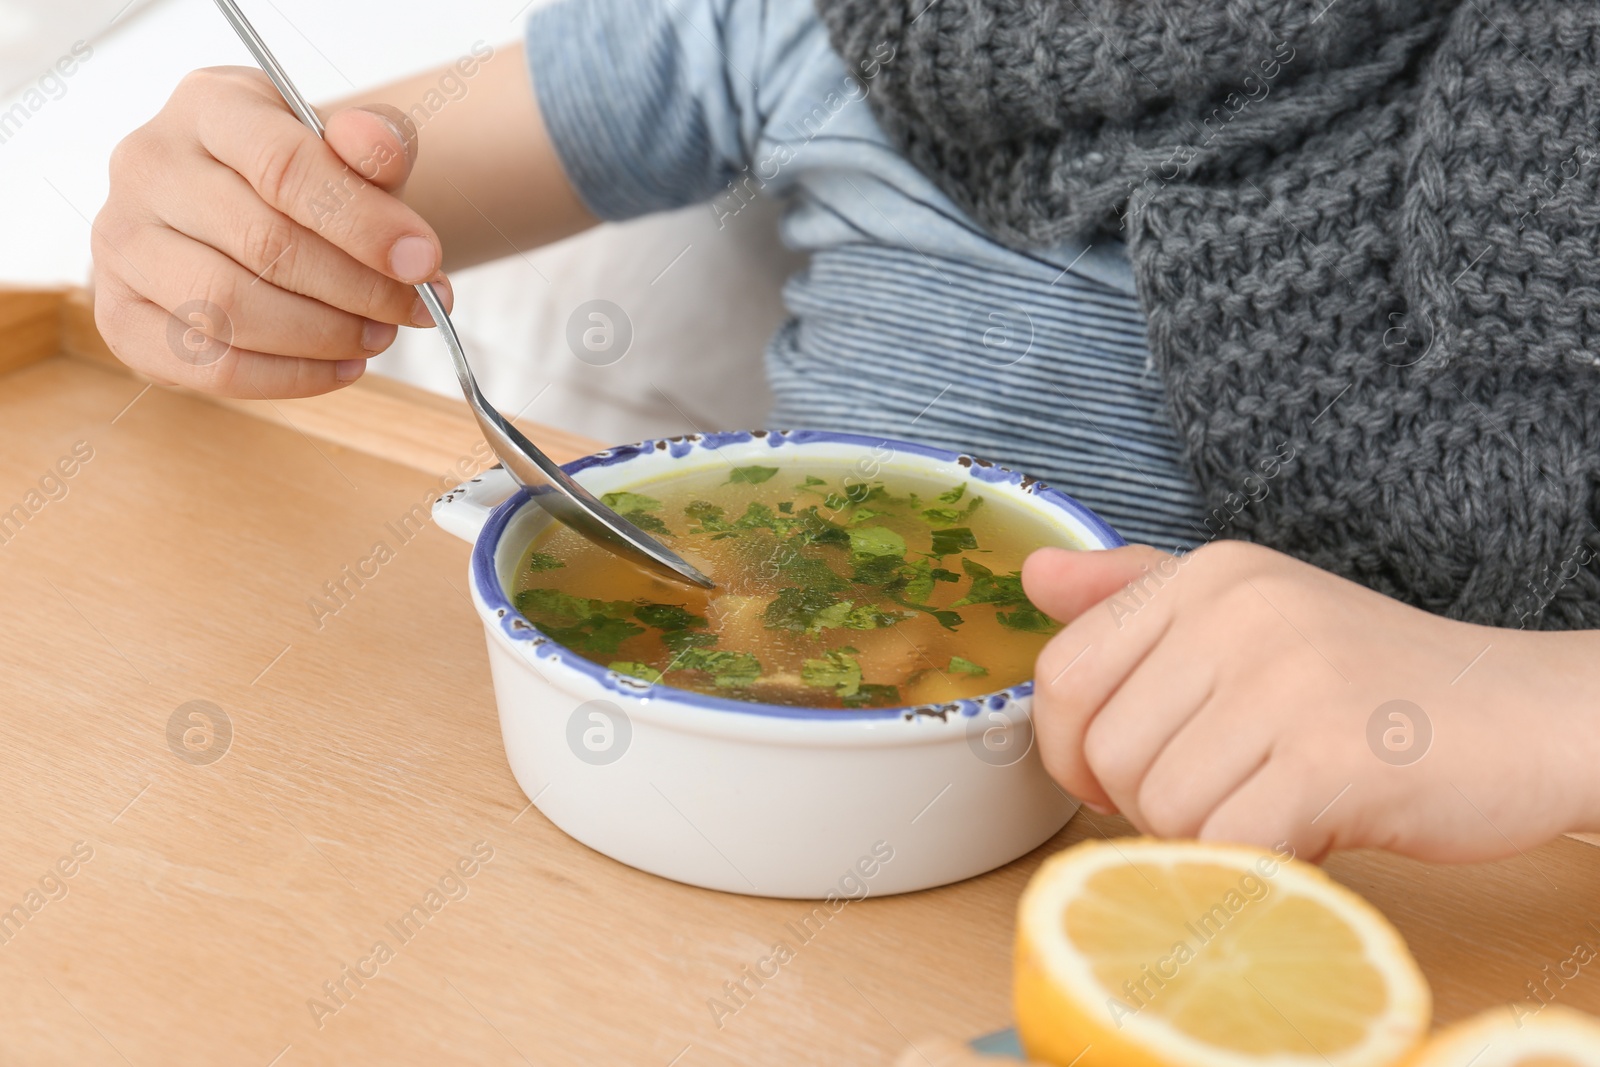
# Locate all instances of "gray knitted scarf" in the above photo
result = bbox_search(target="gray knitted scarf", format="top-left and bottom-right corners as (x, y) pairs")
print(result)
(816, 0), (1600, 630)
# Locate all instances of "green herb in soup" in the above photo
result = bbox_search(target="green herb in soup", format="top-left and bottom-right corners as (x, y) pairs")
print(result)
(510, 463), (1079, 709)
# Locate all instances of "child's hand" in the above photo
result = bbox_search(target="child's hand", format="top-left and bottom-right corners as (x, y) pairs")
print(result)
(92, 67), (450, 398)
(1023, 540), (1600, 863)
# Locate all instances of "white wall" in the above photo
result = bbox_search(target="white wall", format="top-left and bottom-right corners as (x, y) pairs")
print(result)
(0, 0), (795, 446)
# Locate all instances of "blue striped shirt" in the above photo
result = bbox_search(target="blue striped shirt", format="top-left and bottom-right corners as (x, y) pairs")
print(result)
(525, 0), (1211, 550)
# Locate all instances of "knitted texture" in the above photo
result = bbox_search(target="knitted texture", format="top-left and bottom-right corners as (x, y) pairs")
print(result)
(817, 0), (1600, 628)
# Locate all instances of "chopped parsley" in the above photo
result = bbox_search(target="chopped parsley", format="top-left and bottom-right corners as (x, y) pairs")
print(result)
(672, 648), (763, 688)
(790, 506), (850, 547)
(850, 553), (907, 587)
(764, 587), (840, 632)
(802, 649), (900, 706)
(930, 526), (978, 556)
(802, 649), (862, 698)
(599, 490), (671, 534)
(776, 553), (850, 592)
(728, 466), (779, 485)
(601, 491), (662, 513)
(898, 559), (962, 604)
(514, 588), (633, 623)
(735, 502), (777, 529)
(843, 684), (900, 708)
(624, 511), (672, 535)
(634, 603), (707, 632)
(847, 525), (907, 559)
(512, 588), (643, 653)
(920, 608), (966, 632)
(831, 602), (917, 630)
(948, 656), (988, 676)
(514, 591), (686, 656)
(524, 552), (564, 572)
(846, 555), (965, 630)
(684, 500), (727, 533)
(952, 558), (1028, 607)
(662, 630), (718, 652)
(609, 661), (663, 684)
(539, 616), (644, 656)
(764, 587), (913, 634)
(921, 486), (985, 527)
(997, 603), (1060, 633)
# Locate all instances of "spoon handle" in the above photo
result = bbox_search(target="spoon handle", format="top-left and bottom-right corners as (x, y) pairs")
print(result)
(211, 0), (325, 135)
(207, 0), (715, 590)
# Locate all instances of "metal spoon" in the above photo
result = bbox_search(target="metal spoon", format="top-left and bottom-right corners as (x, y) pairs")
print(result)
(210, 0), (715, 589)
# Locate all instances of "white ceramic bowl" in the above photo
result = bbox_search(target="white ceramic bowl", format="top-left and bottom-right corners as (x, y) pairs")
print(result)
(434, 431), (1124, 899)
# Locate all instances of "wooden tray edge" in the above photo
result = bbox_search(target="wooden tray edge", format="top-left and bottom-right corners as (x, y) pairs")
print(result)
(0, 285), (70, 377)
(0, 286), (599, 475)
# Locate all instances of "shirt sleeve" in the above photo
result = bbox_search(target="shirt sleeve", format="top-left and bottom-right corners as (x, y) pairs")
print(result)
(525, 0), (750, 221)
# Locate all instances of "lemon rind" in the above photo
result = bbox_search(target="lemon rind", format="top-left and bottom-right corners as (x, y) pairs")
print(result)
(1017, 838), (1432, 1067)
(1407, 1003), (1600, 1065)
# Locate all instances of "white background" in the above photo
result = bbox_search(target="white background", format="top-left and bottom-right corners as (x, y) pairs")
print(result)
(0, 0), (794, 444)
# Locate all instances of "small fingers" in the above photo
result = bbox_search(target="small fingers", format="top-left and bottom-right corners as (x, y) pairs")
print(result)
(1027, 544), (1194, 751)
(1197, 757), (1335, 862)
(94, 281), (366, 399)
(1079, 639), (1216, 831)
(1132, 696), (1275, 839)
(1022, 544), (1180, 624)
(188, 69), (442, 284)
(149, 156), (424, 326)
(100, 221), (393, 361)
(1029, 553), (1185, 811)
(323, 104), (418, 192)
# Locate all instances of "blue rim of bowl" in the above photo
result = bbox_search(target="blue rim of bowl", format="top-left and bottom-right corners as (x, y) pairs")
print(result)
(472, 430), (1125, 722)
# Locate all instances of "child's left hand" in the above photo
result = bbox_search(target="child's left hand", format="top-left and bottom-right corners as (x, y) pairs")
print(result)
(1022, 540), (1600, 862)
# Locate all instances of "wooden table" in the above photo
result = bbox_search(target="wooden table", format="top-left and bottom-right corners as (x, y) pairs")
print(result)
(3, 288), (1599, 1066)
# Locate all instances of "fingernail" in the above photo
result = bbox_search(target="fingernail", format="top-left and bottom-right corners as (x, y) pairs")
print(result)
(410, 276), (454, 327)
(353, 106), (417, 172)
(336, 358), (367, 382)
(1082, 801), (1115, 815)
(361, 319), (398, 353)
(389, 236), (437, 284)
(359, 107), (410, 149)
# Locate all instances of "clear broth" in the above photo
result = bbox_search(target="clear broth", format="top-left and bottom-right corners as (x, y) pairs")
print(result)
(511, 461), (1081, 709)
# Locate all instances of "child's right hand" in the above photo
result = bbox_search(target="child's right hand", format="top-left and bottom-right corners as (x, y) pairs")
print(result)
(91, 67), (453, 398)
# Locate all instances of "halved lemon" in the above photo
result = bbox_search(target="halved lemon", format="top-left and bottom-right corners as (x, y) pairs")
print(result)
(1404, 1005), (1600, 1065)
(1015, 838), (1432, 1067)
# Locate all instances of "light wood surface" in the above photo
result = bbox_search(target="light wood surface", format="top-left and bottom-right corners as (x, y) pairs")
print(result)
(4, 291), (1600, 1066)
(0, 285), (68, 378)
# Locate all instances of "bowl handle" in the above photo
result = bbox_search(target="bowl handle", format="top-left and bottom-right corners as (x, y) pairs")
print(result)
(433, 465), (519, 544)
